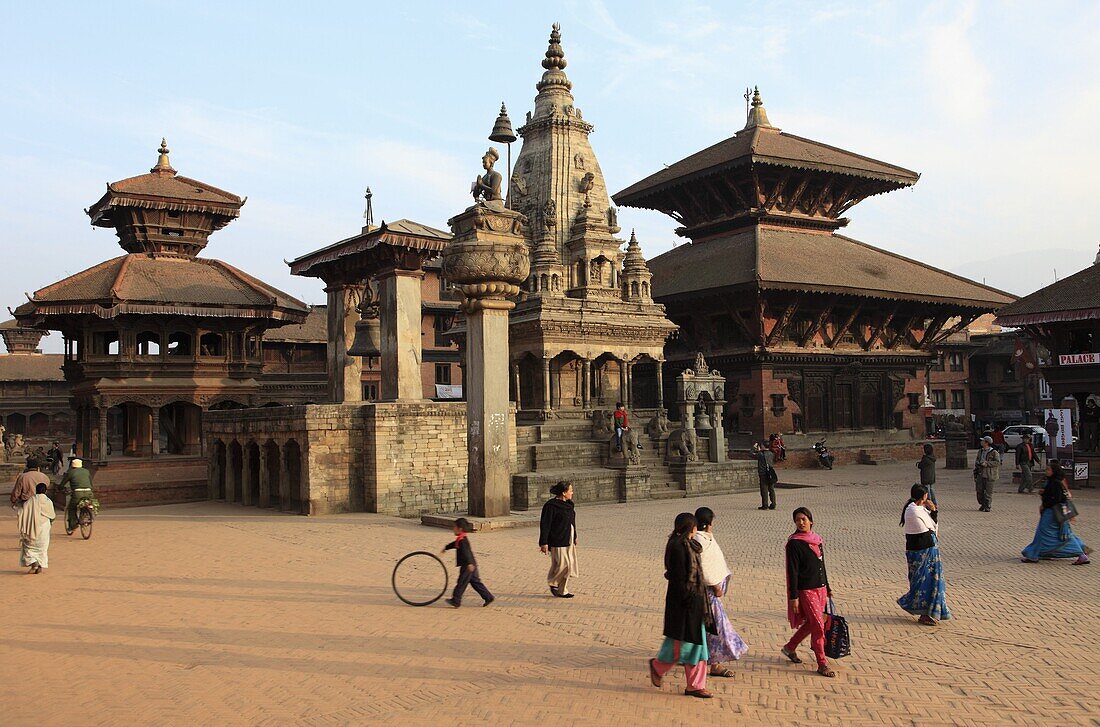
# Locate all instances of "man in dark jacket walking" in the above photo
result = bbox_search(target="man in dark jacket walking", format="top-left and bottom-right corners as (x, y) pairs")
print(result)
(1016, 432), (1039, 493)
(754, 443), (777, 510)
(441, 517), (494, 608)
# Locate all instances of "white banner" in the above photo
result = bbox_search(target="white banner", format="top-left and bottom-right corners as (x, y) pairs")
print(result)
(1044, 408), (1073, 459)
(435, 384), (463, 399)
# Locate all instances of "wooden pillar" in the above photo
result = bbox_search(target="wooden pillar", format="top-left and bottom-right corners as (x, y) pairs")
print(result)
(258, 446), (270, 508)
(97, 404), (109, 461)
(150, 407), (161, 456)
(279, 443), (292, 510)
(226, 444), (239, 502)
(511, 363), (521, 407)
(325, 282), (365, 404)
(626, 361), (634, 409)
(241, 445), (254, 507)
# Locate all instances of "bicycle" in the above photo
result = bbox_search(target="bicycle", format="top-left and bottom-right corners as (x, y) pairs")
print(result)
(65, 497), (98, 540)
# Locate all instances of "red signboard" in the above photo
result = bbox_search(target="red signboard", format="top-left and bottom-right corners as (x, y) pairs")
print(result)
(1058, 353), (1100, 366)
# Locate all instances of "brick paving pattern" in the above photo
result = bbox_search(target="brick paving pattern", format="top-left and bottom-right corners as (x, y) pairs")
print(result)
(2, 461), (1097, 726)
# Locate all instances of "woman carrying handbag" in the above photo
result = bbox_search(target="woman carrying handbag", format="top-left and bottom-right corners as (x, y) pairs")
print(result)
(1021, 461), (1090, 565)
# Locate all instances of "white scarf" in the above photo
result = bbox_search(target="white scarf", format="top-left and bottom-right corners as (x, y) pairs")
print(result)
(693, 530), (732, 587)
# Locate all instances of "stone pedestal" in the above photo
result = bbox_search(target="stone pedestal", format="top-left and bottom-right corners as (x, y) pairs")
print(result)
(945, 431), (968, 469)
(465, 305), (513, 517)
(444, 201), (530, 518)
(378, 268), (426, 401)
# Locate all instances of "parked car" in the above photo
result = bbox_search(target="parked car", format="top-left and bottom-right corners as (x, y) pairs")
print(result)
(1002, 425), (1048, 450)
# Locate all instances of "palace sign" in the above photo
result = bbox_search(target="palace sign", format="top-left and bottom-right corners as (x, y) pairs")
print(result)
(1058, 353), (1100, 366)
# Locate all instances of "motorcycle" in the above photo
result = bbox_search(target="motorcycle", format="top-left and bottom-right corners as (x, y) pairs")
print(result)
(813, 439), (834, 469)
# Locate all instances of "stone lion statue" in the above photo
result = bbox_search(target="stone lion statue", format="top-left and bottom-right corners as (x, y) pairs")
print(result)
(666, 426), (698, 463)
(591, 410), (613, 440)
(646, 409), (670, 439)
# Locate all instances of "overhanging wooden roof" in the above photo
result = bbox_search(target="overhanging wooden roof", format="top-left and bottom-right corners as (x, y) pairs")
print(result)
(995, 261), (1100, 325)
(290, 219), (451, 280)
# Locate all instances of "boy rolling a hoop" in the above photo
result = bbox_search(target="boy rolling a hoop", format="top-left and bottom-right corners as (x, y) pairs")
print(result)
(441, 517), (495, 608)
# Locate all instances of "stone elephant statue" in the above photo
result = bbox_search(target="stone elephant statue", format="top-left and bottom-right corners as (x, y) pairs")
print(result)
(609, 427), (642, 465)
(666, 426), (697, 463)
(591, 410), (613, 440)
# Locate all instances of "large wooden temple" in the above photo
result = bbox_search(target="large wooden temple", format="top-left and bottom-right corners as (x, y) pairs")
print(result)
(614, 90), (1015, 447)
(15, 141), (308, 503)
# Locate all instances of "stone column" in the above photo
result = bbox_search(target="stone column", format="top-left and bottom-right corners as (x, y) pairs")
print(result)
(619, 360), (628, 407)
(279, 446), (292, 510)
(226, 445), (239, 501)
(541, 357), (552, 412)
(582, 358), (592, 409)
(626, 361), (634, 409)
(325, 282), (365, 404)
(656, 360), (665, 410)
(444, 200), (529, 518)
(511, 362), (521, 407)
(377, 268), (426, 401)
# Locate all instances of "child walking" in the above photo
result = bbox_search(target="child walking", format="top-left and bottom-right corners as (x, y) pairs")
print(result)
(442, 518), (495, 608)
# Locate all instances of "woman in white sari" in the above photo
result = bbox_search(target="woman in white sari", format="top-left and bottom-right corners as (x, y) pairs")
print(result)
(19, 483), (56, 574)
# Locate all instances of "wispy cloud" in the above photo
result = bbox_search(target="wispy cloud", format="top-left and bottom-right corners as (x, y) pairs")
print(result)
(922, 0), (991, 124)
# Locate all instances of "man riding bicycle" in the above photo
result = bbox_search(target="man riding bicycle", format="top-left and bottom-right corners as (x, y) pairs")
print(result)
(59, 458), (94, 533)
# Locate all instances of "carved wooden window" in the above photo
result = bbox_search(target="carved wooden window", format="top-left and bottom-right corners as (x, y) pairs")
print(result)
(137, 331), (160, 356)
(92, 331), (119, 356)
(931, 389), (946, 408)
(787, 317), (810, 343)
(951, 390), (965, 408)
(948, 352), (964, 371)
(167, 332), (192, 356)
(435, 363), (452, 386)
(199, 333), (224, 357)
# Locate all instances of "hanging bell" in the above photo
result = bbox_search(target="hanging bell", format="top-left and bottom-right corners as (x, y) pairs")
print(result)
(694, 403), (713, 431)
(488, 102), (517, 143)
(347, 314), (381, 358)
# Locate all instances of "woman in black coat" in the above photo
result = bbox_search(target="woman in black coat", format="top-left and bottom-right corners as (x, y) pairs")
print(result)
(539, 481), (578, 597)
(647, 512), (712, 699)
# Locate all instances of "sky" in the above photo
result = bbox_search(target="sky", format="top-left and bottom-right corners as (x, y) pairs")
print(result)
(3, 1), (1099, 353)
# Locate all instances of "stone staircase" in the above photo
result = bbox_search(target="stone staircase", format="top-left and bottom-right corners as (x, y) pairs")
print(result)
(858, 447), (897, 465)
(511, 418), (683, 509)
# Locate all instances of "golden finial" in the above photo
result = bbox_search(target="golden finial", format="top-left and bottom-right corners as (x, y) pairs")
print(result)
(151, 137), (176, 175)
(744, 86), (773, 130)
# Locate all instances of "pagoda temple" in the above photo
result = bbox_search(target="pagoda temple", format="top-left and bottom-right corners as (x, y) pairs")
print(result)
(505, 24), (677, 419)
(15, 140), (307, 504)
(614, 90), (1015, 450)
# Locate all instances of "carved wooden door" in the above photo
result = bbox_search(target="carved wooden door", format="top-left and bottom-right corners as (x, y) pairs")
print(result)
(804, 378), (827, 431)
(833, 382), (854, 429)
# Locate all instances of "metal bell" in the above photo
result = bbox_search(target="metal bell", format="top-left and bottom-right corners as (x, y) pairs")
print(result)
(347, 314), (381, 358)
(488, 103), (517, 144)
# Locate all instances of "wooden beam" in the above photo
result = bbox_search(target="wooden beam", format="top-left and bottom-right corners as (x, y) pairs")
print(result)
(865, 307), (897, 351)
(780, 175), (811, 213)
(765, 296), (801, 348)
(926, 314), (978, 349)
(827, 179), (859, 217)
(703, 177), (737, 216)
(720, 298), (760, 346)
(829, 303), (863, 349)
(800, 301), (834, 347)
(751, 168), (765, 206)
(720, 175), (752, 210)
(919, 314), (951, 350)
(763, 172), (791, 210)
(808, 177), (835, 217)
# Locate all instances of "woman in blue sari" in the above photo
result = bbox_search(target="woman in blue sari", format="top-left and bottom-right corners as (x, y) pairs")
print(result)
(1021, 462), (1090, 565)
(897, 485), (952, 625)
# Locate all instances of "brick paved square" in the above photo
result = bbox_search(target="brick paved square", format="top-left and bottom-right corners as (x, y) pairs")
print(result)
(2, 462), (1097, 726)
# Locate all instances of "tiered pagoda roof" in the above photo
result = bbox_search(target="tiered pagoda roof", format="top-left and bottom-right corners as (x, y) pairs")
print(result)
(16, 140), (307, 326)
(996, 252), (1100, 326)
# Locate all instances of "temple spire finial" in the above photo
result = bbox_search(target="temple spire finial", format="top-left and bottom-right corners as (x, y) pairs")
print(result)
(151, 137), (176, 175)
(744, 86), (773, 130)
(543, 22), (567, 70)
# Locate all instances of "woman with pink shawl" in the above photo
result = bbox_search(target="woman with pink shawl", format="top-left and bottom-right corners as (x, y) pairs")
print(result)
(781, 507), (836, 677)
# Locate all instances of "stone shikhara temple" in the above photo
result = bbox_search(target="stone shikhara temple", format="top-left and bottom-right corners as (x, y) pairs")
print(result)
(11, 25), (1016, 514)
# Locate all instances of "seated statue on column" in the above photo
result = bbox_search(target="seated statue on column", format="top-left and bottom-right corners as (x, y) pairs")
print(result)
(471, 147), (504, 209)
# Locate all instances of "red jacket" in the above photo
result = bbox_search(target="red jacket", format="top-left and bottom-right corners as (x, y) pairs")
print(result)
(613, 410), (628, 428)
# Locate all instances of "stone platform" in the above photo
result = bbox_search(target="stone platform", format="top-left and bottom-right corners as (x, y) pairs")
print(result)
(420, 511), (540, 531)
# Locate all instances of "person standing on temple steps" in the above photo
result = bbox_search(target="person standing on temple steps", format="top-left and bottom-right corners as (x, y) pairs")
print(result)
(613, 403), (629, 452)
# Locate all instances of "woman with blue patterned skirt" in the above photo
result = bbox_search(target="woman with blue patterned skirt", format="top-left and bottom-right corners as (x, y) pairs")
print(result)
(897, 485), (952, 625)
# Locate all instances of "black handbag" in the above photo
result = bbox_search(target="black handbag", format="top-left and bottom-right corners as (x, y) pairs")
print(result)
(823, 598), (851, 659)
(1052, 493), (1079, 525)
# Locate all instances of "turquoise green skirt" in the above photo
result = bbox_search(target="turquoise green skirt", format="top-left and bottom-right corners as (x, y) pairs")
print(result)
(656, 625), (709, 665)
